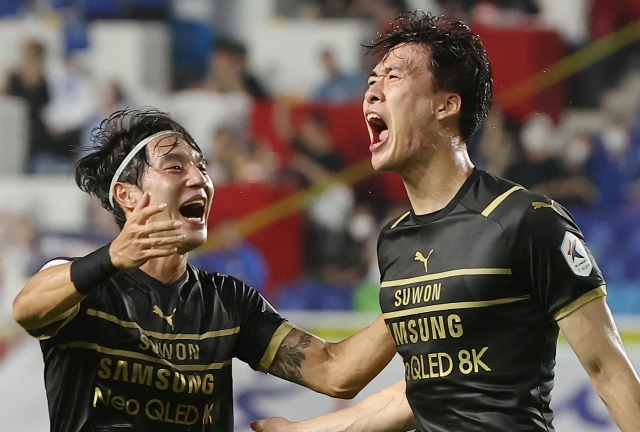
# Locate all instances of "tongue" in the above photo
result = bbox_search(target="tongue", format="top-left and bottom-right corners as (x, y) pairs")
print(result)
(379, 129), (389, 142)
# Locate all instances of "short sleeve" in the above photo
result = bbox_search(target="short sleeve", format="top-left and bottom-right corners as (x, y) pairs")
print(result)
(233, 284), (293, 372)
(511, 199), (606, 321)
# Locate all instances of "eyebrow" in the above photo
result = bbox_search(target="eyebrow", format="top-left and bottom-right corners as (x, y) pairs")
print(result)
(158, 150), (205, 164)
(369, 65), (402, 77)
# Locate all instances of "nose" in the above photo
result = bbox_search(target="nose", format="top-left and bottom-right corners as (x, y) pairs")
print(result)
(364, 80), (384, 105)
(185, 164), (208, 188)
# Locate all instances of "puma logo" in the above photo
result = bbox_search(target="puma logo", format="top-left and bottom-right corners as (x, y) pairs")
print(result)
(414, 249), (434, 273)
(152, 305), (176, 330)
(532, 201), (561, 215)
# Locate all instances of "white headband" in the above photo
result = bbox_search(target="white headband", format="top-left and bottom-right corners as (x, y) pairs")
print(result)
(108, 130), (177, 207)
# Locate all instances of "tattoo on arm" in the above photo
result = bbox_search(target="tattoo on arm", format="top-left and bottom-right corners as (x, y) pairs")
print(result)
(270, 329), (312, 385)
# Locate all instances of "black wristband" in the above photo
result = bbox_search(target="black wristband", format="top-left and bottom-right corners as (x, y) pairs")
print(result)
(70, 243), (119, 295)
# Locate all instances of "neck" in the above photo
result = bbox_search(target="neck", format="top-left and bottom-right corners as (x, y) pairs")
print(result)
(139, 253), (189, 284)
(401, 135), (475, 215)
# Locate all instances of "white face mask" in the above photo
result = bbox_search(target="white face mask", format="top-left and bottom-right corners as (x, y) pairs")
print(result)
(601, 125), (629, 157)
(521, 114), (554, 153)
(563, 138), (591, 167)
(349, 212), (376, 241)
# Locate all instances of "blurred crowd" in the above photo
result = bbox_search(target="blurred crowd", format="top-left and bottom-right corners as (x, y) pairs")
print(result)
(2, 0), (640, 315)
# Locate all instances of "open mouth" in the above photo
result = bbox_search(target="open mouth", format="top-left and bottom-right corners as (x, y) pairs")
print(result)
(179, 200), (206, 221)
(366, 113), (389, 146)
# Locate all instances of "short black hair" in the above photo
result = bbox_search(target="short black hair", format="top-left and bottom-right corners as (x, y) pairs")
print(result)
(76, 108), (202, 229)
(213, 37), (247, 56)
(366, 11), (492, 142)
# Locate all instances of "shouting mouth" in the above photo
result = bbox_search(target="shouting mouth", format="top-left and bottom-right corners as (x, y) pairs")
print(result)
(179, 199), (206, 223)
(366, 113), (389, 149)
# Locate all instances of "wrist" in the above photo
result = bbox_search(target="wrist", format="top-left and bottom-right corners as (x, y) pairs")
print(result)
(70, 243), (119, 295)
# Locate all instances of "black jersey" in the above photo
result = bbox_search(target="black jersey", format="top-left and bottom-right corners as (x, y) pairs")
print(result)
(378, 169), (606, 432)
(32, 264), (293, 432)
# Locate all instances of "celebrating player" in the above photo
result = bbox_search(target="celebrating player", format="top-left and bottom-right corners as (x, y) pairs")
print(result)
(12, 108), (396, 432)
(251, 11), (640, 432)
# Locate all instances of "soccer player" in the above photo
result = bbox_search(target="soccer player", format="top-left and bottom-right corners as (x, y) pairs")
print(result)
(251, 11), (640, 432)
(12, 108), (396, 432)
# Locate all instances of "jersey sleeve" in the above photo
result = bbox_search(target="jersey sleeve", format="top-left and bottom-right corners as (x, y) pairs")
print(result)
(233, 283), (294, 372)
(511, 199), (606, 321)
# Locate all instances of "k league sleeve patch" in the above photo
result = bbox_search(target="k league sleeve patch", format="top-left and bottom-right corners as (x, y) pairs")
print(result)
(560, 231), (593, 277)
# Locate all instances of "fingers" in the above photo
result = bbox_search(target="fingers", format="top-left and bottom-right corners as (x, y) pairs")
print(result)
(135, 198), (169, 226)
(250, 420), (264, 431)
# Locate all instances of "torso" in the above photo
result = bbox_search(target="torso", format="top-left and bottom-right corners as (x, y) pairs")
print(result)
(378, 169), (606, 432)
(38, 265), (288, 432)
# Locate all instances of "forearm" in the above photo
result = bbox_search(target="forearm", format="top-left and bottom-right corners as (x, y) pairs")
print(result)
(13, 262), (85, 330)
(559, 297), (640, 431)
(271, 315), (397, 398)
(14, 244), (118, 329)
(299, 380), (414, 432)
(322, 315), (397, 396)
(590, 357), (640, 431)
(252, 380), (415, 432)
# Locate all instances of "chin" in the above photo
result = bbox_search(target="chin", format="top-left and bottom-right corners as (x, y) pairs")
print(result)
(371, 156), (395, 173)
(180, 233), (207, 253)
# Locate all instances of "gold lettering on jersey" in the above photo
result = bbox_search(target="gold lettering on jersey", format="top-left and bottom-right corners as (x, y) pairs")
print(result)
(146, 399), (199, 425)
(203, 403), (214, 424)
(404, 347), (491, 381)
(93, 387), (215, 425)
(394, 283), (442, 307)
(406, 353), (453, 379)
(93, 387), (141, 415)
(139, 333), (200, 360)
(388, 314), (463, 345)
(414, 249), (434, 273)
(152, 305), (176, 330)
(97, 357), (214, 394)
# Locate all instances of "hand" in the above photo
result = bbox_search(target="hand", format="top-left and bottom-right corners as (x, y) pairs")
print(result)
(109, 192), (184, 268)
(251, 417), (298, 432)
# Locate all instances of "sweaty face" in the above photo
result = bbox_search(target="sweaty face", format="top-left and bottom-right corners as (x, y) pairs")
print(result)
(140, 135), (214, 253)
(363, 43), (444, 174)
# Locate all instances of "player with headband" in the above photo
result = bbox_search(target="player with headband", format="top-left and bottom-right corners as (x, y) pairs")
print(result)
(12, 108), (397, 432)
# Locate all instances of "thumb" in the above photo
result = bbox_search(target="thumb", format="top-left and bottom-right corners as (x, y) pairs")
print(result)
(250, 420), (264, 431)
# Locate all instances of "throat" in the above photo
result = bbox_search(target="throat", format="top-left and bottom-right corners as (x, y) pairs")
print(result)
(140, 254), (188, 284)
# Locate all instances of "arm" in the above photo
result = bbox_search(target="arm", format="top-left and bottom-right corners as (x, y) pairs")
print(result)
(251, 379), (414, 432)
(13, 192), (184, 331)
(558, 296), (640, 431)
(269, 314), (397, 399)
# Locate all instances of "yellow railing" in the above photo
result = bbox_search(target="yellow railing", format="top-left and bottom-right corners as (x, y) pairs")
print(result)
(199, 20), (640, 252)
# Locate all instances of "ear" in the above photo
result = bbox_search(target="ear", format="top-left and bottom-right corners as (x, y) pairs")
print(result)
(436, 93), (462, 121)
(112, 182), (142, 212)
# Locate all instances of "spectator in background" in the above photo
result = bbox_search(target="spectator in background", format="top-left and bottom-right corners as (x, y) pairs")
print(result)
(79, 79), (128, 161)
(42, 52), (95, 175)
(208, 124), (278, 186)
(555, 131), (599, 209)
(587, 117), (640, 208)
(472, 106), (515, 177)
(311, 47), (365, 104)
(284, 111), (355, 275)
(201, 37), (270, 99)
(191, 219), (269, 296)
(3, 38), (52, 174)
(505, 113), (598, 209)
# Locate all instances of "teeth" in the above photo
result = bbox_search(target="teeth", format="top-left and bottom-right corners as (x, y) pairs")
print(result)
(183, 199), (205, 207)
(366, 113), (380, 122)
